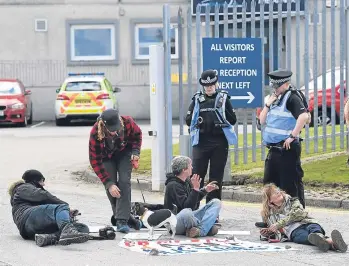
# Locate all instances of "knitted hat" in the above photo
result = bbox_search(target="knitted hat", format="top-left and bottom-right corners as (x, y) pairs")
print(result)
(22, 170), (45, 183)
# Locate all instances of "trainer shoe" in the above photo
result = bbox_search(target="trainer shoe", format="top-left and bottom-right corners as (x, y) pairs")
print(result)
(35, 233), (58, 247)
(331, 230), (348, 253)
(116, 219), (130, 234)
(58, 223), (89, 246)
(308, 233), (330, 252)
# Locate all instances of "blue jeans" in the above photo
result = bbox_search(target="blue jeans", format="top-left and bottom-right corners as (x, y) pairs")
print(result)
(175, 198), (221, 236)
(24, 204), (70, 239)
(290, 223), (325, 245)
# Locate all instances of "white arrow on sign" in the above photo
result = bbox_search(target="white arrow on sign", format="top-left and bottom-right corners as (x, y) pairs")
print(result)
(230, 92), (255, 104)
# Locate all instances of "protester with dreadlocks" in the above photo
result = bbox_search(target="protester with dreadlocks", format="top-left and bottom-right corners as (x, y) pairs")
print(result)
(89, 108), (143, 233)
(8, 169), (89, 247)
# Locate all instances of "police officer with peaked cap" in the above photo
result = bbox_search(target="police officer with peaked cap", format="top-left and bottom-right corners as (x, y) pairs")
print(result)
(259, 69), (311, 209)
(185, 69), (237, 205)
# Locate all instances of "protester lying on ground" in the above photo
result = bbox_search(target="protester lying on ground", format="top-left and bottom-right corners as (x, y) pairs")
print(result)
(260, 184), (348, 252)
(89, 108), (142, 233)
(164, 155), (221, 238)
(8, 169), (89, 247)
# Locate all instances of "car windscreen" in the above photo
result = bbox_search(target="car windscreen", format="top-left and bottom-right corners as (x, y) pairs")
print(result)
(307, 70), (341, 91)
(65, 81), (102, 91)
(0, 82), (22, 95)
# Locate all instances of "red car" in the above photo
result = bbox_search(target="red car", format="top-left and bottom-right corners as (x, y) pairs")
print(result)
(302, 68), (347, 126)
(256, 68), (347, 129)
(0, 79), (33, 126)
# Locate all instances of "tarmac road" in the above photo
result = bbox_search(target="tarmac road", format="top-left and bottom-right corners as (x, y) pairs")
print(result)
(0, 122), (348, 266)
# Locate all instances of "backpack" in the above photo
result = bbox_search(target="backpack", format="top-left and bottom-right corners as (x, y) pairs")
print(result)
(289, 87), (311, 124)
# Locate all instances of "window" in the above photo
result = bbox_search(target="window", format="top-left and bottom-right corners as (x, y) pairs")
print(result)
(66, 20), (119, 65)
(133, 22), (179, 62)
(65, 81), (102, 92)
(0, 82), (21, 95)
(307, 69), (342, 91)
(35, 19), (48, 32)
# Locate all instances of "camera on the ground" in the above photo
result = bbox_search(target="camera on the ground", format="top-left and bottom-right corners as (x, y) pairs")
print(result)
(99, 226), (116, 240)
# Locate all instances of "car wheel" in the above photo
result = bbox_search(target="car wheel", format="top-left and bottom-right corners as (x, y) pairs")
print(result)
(19, 116), (28, 127)
(55, 118), (69, 126)
(310, 108), (331, 127)
(28, 107), (33, 125)
(256, 118), (262, 131)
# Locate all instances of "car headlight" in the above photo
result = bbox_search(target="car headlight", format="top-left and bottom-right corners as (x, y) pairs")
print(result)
(9, 103), (25, 109)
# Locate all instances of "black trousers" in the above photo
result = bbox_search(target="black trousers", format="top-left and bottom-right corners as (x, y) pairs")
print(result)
(263, 141), (305, 208)
(192, 135), (229, 203)
(103, 148), (132, 221)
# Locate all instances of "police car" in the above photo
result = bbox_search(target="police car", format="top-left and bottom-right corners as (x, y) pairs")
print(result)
(54, 73), (120, 126)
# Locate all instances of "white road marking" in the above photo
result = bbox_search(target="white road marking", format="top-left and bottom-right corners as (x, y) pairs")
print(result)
(30, 121), (45, 128)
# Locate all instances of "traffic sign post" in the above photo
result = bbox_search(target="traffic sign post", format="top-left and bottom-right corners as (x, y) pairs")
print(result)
(202, 37), (263, 108)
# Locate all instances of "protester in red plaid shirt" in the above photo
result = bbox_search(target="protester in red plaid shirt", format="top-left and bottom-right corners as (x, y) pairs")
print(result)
(89, 108), (142, 233)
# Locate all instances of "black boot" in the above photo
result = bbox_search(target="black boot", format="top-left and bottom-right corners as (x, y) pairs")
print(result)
(35, 233), (59, 247)
(58, 223), (89, 246)
(128, 215), (143, 230)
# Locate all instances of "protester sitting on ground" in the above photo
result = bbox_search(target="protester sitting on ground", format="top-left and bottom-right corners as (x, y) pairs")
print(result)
(164, 155), (221, 238)
(260, 184), (348, 252)
(8, 169), (89, 247)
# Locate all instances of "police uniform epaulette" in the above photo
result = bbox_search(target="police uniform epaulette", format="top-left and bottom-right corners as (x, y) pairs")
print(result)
(192, 91), (202, 100)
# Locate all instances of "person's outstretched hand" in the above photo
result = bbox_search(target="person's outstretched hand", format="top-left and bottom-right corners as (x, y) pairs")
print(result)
(191, 174), (201, 191)
(205, 181), (219, 193)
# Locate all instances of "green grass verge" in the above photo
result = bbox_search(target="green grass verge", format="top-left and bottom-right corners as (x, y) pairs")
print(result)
(135, 125), (348, 180)
(250, 155), (349, 185)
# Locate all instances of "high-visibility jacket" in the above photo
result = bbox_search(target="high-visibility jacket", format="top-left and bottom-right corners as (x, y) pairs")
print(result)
(190, 92), (237, 146)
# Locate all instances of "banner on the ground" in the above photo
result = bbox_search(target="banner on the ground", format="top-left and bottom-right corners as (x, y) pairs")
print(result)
(119, 237), (297, 256)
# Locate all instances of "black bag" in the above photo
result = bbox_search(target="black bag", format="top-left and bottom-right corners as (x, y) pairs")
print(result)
(289, 87), (309, 111)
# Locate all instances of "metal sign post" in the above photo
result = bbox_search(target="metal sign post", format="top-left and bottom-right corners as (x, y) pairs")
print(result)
(149, 45), (166, 191)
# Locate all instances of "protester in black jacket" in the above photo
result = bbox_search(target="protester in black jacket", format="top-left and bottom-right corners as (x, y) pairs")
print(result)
(164, 156), (221, 238)
(8, 169), (89, 247)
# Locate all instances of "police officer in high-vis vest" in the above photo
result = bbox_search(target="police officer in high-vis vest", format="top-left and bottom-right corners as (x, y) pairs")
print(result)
(185, 69), (237, 203)
(259, 69), (310, 208)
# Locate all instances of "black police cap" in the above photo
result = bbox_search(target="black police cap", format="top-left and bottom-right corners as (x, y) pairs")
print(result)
(199, 69), (218, 86)
(267, 69), (293, 85)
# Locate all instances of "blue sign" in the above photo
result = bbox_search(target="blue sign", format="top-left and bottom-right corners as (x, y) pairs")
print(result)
(192, 0), (305, 16)
(202, 37), (263, 108)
